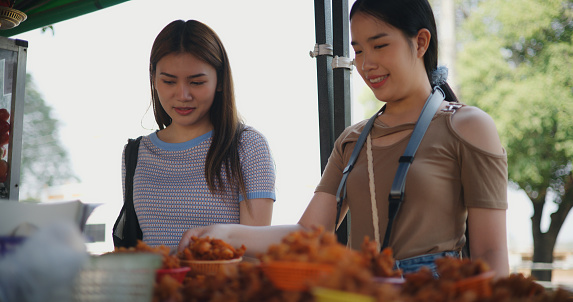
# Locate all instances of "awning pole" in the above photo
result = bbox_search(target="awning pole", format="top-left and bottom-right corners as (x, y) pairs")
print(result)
(313, 0), (334, 173)
(313, 0), (352, 244)
(332, 0), (351, 245)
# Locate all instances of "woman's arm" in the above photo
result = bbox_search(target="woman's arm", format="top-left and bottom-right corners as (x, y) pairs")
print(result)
(298, 192), (344, 231)
(453, 106), (509, 278)
(468, 207), (509, 278)
(240, 198), (273, 226)
(178, 192), (341, 257)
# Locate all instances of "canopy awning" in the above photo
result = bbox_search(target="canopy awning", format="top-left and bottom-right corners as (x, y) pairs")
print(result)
(0, 0), (131, 37)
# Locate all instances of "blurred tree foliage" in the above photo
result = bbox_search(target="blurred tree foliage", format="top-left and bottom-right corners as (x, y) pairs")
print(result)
(457, 0), (573, 281)
(20, 74), (77, 201)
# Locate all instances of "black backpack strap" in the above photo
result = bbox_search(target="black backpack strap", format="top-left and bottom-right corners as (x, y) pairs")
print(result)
(335, 106), (385, 228)
(381, 87), (444, 249)
(113, 136), (143, 248)
(124, 136), (143, 238)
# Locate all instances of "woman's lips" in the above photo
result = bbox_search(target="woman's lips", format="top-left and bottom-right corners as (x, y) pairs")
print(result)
(369, 75), (388, 89)
(174, 107), (194, 115)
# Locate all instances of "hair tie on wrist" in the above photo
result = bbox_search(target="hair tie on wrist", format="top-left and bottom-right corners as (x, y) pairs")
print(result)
(431, 66), (448, 86)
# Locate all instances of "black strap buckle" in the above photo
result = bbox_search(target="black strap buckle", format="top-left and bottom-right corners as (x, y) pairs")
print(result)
(399, 156), (414, 163)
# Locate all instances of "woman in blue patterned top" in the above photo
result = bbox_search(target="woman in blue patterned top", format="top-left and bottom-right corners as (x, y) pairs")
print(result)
(119, 20), (276, 248)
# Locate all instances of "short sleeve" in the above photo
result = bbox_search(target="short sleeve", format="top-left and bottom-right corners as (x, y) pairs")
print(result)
(315, 137), (347, 196)
(315, 120), (366, 196)
(460, 143), (508, 209)
(238, 128), (276, 201)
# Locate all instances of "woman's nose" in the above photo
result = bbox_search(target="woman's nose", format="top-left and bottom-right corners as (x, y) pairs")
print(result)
(177, 83), (192, 100)
(361, 52), (376, 71)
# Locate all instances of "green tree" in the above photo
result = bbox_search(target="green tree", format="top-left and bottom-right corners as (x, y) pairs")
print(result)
(457, 0), (573, 281)
(20, 74), (77, 201)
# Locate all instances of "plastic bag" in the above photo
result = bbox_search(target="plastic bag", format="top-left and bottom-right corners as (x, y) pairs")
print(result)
(0, 221), (88, 302)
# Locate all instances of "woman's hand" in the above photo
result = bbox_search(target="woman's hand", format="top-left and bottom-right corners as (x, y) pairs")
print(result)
(178, 192), (339, 256)
(178, 224), (234, 253)
(178, 223), (304, 257)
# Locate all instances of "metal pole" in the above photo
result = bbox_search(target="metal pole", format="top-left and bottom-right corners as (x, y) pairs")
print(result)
(313, 0), (334, 173)
(332, 0), (351, 245)
(332, 0), (351, 136)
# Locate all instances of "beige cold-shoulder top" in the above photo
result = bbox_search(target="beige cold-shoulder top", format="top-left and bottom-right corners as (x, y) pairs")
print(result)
(315, 105), (508, 260)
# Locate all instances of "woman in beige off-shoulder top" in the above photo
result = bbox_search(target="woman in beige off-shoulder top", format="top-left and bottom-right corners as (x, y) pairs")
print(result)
(178, 0), (509, 279)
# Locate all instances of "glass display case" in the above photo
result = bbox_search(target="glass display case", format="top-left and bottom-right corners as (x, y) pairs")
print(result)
(0, 36), (26, 200)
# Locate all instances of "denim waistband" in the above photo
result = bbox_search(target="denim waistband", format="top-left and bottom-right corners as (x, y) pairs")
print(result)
(394, 250), (461, 278)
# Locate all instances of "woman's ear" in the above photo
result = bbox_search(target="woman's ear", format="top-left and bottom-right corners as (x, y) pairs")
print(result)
(416, 28), (431, 58)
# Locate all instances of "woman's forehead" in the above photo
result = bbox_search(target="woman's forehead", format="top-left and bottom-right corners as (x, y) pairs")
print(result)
(350, 13), (397, 40)
(156, 53), (216, 76)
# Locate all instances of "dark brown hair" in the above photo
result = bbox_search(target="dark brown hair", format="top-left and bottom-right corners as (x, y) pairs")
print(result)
(350, 0), (458, 103)
(149, 20), (247, 199)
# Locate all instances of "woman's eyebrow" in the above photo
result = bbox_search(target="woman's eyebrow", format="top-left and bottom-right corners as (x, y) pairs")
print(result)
(351, 32), (389, 46)
(159, 72), (207, 79)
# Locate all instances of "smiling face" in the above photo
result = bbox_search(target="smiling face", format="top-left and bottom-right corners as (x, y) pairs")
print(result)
(351, 12), (429, 104)
(154, 52), (218, 135)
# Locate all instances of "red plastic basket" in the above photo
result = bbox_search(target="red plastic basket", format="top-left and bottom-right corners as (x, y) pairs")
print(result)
(454, 270), (495, 298)
(261, 261), (335, 291)
(155, 267), (191, 284)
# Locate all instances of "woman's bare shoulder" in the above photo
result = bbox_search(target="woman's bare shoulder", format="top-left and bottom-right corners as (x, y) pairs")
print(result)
(450, 105), (504, 155)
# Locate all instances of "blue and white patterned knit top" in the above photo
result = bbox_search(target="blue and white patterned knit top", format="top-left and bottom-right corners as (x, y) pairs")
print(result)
(123, 127), (276, 248)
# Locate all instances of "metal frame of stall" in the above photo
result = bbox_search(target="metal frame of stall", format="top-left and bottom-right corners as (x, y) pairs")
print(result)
(312, 0), (353, 245)
(0, 36), (27, 201)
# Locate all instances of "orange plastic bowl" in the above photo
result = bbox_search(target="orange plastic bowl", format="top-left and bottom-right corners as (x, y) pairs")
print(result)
(261, 261), (335, 291)
(155, 267), (191, 284)
(454, 270), (495, 298)
(180, 257), (242, 276)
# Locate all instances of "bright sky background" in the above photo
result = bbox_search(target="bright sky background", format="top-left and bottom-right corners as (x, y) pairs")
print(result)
(12, 0), (572, 254)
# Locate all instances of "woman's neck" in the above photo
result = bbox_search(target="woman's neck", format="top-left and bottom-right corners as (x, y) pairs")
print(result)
(157, 124), (214, 144)
(379, 84), (433, 127)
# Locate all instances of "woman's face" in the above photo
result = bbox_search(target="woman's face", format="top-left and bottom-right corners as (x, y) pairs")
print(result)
(154, 52), (218, 132)
(351, 12), (420, 103)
